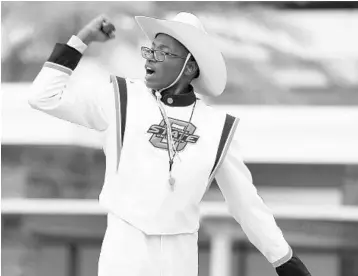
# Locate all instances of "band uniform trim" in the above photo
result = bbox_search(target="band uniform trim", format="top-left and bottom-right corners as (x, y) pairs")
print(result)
(273, 246), (293, 268)
(110, 76), (128, 171)
(47, 43), (82, 70)
(208, 114), (239, 185)
(43, 62), (73, 76)
(115, 76), (128, 145)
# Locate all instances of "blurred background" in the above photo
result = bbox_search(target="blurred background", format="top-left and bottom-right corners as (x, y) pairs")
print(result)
(1, 1), (358, 276)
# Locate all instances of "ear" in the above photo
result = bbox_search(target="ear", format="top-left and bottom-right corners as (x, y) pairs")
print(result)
(184, 61), (198, 77)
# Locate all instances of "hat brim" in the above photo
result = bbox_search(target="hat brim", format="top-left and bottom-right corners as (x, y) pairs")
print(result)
(135, 16), (227, 97)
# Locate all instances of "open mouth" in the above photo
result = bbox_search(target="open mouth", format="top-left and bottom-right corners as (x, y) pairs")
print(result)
(145, 66), (155, 76)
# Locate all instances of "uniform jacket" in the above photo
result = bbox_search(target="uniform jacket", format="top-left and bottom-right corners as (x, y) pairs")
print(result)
(29, 35), (293, 267)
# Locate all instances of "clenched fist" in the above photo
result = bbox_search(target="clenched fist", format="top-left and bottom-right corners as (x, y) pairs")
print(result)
(77, 14), (116, 45)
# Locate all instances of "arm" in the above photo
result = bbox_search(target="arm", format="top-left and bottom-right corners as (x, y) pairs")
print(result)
(28, 15), (116, 131)
(215, 137), (311, 275)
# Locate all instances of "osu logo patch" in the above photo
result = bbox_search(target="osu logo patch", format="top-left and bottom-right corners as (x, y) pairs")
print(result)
(147, 117), (200, 151)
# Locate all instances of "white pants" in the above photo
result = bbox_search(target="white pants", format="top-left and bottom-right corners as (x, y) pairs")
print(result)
(98, 213), (198, 276)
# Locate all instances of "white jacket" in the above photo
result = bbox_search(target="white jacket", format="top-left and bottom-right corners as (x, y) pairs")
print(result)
(29, 35), (292, 267)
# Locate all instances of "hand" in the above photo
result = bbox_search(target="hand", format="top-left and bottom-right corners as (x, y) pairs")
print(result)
(76, 14), (116, 45)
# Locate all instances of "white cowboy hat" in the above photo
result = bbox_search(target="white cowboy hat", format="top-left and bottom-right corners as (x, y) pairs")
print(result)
(135, 12), (227, 97)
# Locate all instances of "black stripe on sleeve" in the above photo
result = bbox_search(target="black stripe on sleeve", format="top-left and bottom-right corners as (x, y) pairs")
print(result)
(116, 77), (128, 145)
(210, 114), (236, 176)
(47, 43), (82, 70)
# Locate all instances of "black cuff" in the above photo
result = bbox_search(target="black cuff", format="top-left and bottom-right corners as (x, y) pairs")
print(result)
(47, 43), (82, 70)
(276, 253), (311, 276)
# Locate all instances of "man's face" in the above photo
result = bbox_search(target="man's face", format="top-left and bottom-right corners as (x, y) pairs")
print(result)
(144, 33), (188, 90)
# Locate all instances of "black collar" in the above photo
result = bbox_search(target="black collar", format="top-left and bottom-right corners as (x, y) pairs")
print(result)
(151, 86), (196, 107)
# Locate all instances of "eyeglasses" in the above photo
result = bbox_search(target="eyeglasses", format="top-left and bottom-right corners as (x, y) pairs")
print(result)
(141, 46), (186, 62)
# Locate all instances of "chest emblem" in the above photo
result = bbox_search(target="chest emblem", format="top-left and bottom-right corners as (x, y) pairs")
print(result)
(147, 117), (200, 151)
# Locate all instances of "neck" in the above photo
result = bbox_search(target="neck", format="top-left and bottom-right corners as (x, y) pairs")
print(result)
(160, 82), (192, 96)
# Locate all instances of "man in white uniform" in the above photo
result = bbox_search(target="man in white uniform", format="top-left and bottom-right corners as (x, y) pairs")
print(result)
(29, 12), (311, 276)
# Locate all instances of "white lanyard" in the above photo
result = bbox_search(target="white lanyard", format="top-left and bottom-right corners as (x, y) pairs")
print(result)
(155, 92), (197, 190)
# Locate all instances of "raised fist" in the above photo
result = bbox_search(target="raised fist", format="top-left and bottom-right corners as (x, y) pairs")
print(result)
(77, 14), (116, 45)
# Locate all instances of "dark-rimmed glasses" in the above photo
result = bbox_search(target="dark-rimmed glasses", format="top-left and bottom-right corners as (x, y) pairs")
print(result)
(141, 46), (186, 62)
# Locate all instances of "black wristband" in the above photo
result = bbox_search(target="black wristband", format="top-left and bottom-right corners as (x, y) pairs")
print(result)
(47, 43), (82, 70)
(276, 253), (311, 276)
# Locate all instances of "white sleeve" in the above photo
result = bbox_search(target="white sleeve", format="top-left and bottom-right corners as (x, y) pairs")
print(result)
(215, 137), (293, 267)
(28, 36), (111, 131)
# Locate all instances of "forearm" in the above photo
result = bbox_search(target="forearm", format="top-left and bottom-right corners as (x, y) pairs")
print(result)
(29, 36), (109, 131)
(215, 138), (311, 274)
(29, 14), (115, 131)
(29, 37), (85, 108)
(216, 154), (291, 264)
(218, 169), (311, 275)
